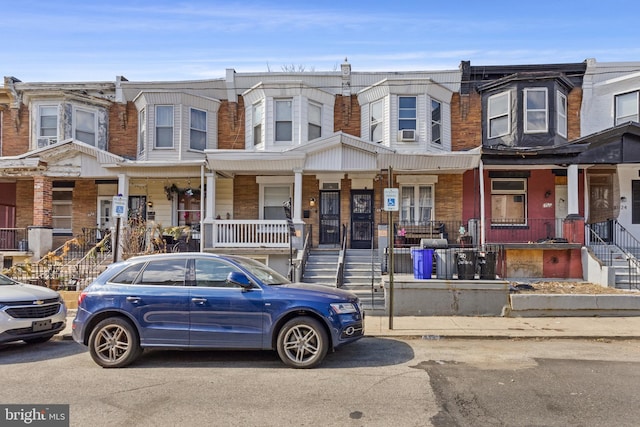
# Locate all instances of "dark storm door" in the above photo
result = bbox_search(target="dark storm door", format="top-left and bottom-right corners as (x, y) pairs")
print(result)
(320, 191), (340, 245)
(351, 190), (373, 249)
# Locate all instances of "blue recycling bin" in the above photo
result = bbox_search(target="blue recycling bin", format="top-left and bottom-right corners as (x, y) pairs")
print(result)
(412, 249), (434, 279)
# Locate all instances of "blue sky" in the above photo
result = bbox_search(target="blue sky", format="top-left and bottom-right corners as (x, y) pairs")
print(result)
(3, 0), (640, 82)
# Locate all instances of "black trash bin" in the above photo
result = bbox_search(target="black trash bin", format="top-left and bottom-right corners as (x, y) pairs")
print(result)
(478, 252), (497, 280)
(456, 250), (476, 280)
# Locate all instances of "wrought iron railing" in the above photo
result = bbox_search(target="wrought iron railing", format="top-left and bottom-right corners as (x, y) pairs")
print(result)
(587, 220), (640, 289)
(335, 224), (348, 288)
(0, 228), (28, 251)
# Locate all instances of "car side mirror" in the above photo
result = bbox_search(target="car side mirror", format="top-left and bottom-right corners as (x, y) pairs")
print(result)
(226, 271), (253, 289)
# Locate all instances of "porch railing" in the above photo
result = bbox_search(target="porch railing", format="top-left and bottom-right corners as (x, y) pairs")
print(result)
(0, 228), (28, 251)
(206, 220), (291, 248)
(587, 220), (640, 289)
(484, 218), (565, 244)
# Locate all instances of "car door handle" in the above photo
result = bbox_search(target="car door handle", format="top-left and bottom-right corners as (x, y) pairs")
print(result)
(126, 296), (141, 304)
(192, 297), (207, 305)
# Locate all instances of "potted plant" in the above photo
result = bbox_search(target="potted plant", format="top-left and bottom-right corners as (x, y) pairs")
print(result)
(395, 227), (406, 247)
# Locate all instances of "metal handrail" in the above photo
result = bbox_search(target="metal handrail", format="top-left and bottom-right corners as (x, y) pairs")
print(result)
(587, 221), (640, 290)
(335, 224), (348, 288)
(298, 225), (312, 282)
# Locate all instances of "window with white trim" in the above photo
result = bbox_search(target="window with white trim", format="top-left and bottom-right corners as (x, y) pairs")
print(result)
(138, 108), (146, 154)
(398, 96), (416, 131)
(370, 99), (383, 143)
(263, 186), (291, 220)
(52, 187), (73, 234)
(308, 102), (321, 140)
(253, 102), (263, 145)
(38, 105), (58, 146)
(488, 91), (510, 138)
(431, 99), (442, 145)
(615, 91), (639, 125)
(490, 178), (527, 225)
(524, 88), (548, 133)
(557, 92), (567, 138)
(275, 99), (293, 142)
(75, 108), (96, 145)
(190, 108), (207, 151)
(155, 105), (174, 148)
(400, 185), (433, 224)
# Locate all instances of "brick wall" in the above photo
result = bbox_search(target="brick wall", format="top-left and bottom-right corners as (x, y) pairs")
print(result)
(15, 180), (34, 228)
(451, 92), (482, 151)
(1, 105), (29, 156)
(567, 87), (582, 141)
(334, 95), (361, 136)
(434, 174), (463, 222)
(33, 177), (52, 228)
(108, 102), (138, 158)
(72, 181), (98, 234)
(233, 175), (258, 218)
(218, 97), (246, 150)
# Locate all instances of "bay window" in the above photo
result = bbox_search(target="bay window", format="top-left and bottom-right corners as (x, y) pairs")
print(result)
(75, 108), (97, 145)
(524, 88), (548, 133)
(155, 105), (174, 148)
(275, 100), (292, 142)
(488, 91), (510, 138)
(370, 100), (383, 143)
(190, 108), (207, 151)
(615, 91), (639, 125)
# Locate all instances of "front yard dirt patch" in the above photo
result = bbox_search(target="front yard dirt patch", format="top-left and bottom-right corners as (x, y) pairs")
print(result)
(511, 281), (638, 294)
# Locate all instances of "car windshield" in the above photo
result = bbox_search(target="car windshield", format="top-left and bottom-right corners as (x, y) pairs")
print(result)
(0, 274), (17, 286)
(229, 256), (291, 286)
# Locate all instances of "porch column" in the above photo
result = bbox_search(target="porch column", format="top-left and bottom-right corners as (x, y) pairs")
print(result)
(117, 173), (129, 200)
(29, 176), (53, 259)
(205, 172), (216, 221)
(567, 164), (579, 215)
(293, 169), (303, 222)
(563, 164), (585, 244)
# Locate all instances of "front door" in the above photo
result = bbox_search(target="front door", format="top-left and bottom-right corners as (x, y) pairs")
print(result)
(320, 191), (340, 245)
(351, 190), (373, 249)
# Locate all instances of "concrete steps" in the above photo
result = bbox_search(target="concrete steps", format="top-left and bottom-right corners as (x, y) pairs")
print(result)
(590, 244), (640, 290)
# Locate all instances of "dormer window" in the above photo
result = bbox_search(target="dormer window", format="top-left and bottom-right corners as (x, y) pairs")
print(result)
(524, 88), (548, 133)
(190, 108), (207, 151)
(155, 105), (174, 148)
(398, 96), (417, 132)
(488, 91), (510, 138)
(431, 99), (442, 145)
(275, 99), (293, 142)
(74, 107), (97, 145)
(308, 102), (322, 141)
(615, 91), (639, 125)
(38, 105), (58, 146)
(370, 99), (383, 143)
(557, 92), (567, 137)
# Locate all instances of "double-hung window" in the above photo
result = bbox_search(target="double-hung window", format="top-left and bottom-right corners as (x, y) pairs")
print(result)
(431, 99), (442, 145)
(155, 105), (174, 148)
(488, 92), (510, 138)
(39, 105), (58, 146)
(400, 185), (433, 224)
(557, 92), (567, 138)
(253, 102), (263, 145)
(138, 108), (146, 154)
(308, 103), (322, 141)
(524, 88), (548, 133)
(615, 91), (639, 125)
(52, 187), (73, 234)
(190, 108), (207, 151)
(275, 100), (292, 142)
(263, 186), (290, 219)
(398, 96), (417, 131)
(75, 108), (96, 146)
(490, 179), (527, 225)
(370, 100), (383, 143)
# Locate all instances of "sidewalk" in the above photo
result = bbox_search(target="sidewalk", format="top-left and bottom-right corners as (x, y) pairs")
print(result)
(365, 315), (640, 339)
(59, 312), (640, 341)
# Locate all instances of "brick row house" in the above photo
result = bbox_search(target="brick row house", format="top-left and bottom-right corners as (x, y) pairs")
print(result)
(2, 58), (640, 289)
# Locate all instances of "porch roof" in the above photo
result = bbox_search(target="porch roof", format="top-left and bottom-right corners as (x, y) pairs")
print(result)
(205, 132), (481, 173)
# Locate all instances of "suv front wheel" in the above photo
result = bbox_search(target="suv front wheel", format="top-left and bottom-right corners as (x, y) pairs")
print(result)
(276, 316), (328, 369)
(88, 317), (142, 368)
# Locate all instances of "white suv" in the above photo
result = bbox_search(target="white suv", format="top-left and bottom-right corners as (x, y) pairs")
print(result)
(0, 273), (67, 344)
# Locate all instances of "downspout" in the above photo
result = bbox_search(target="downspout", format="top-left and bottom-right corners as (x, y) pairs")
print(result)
(479, 160), (486, 246)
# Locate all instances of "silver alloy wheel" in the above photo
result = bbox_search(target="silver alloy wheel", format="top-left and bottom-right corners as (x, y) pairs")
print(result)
(277, 316), (328, 368)
(89, 317), (140, 368)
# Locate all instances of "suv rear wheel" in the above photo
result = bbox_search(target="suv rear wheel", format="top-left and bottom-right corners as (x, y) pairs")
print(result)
(88, 317), (142, 368)
(276, 316), (328, 369)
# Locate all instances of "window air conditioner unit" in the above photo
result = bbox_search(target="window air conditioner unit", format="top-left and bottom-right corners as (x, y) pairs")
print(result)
(398, 129), (416, 142)
(37, 137), (58, 148)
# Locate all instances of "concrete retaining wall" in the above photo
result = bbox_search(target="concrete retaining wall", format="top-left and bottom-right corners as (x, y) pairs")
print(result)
(509, 294), (640, 317)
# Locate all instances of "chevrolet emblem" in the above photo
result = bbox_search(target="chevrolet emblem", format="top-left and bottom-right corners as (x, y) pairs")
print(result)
(34, 300), (44, 305)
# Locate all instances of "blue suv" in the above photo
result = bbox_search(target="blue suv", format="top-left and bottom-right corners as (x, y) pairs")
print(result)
(73, 253), (364, 368)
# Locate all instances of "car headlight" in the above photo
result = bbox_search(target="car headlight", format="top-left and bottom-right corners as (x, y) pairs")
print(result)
(330, 302), (358, 314)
